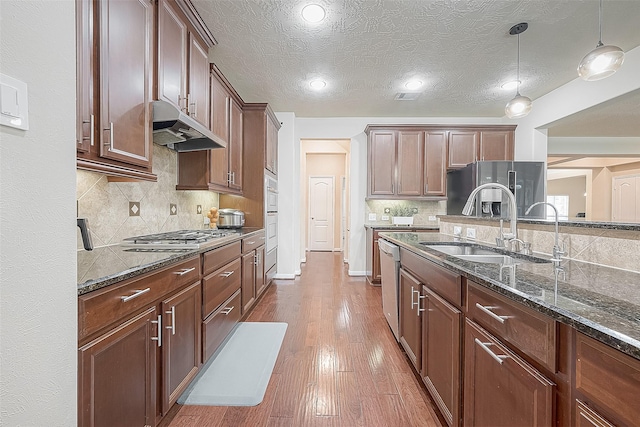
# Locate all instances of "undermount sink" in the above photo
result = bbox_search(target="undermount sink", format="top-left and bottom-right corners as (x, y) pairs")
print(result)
(421, 243), (550, 265)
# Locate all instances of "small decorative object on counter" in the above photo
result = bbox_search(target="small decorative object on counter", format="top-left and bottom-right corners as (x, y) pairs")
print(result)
(207, 207), (219, 229)
(391, 206), (414, 226)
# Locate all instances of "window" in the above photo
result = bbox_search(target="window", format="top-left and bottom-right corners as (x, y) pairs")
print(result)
(546, 195), (569, 220)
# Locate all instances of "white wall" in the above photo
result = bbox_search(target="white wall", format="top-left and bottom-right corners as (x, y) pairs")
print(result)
(511, 45), (640, 161)
(0, 1), (77, 425)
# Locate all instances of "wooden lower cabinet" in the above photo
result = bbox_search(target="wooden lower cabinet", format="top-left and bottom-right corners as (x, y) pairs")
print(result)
(463, 319), (555, 427)
(399, 268), (422, 371)
(421, 287), (462, 427)
(160, 281), (201, 414)
(79, 307), (157, 427)
(255, 245), (266, 297)
(575, 400), (615, 427)
(241, 251), (256, 313)
(202, 290), (241, 362)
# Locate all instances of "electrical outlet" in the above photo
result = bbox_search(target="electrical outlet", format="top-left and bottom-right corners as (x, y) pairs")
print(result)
(204, 217), (210, 225)
(368, 213), (377, 221)
(466, 228), (476, 239)
(453, 226), (462, 236)
(384, 207), (391, 214)
(381, 215), (389, 221)
(428, 215), (437, 221)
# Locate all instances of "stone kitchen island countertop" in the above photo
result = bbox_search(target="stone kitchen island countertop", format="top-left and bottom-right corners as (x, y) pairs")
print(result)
(380, 231), (640, 361)
(77, 227), (263, 296)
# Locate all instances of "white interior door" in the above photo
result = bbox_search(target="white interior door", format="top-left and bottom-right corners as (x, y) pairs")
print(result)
(612, 175), (640, 223)
(309, 176), (334, 251)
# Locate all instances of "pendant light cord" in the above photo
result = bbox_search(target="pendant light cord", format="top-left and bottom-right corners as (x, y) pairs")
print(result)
(516, 33), (521, 96)
(598, 0), (604, 46)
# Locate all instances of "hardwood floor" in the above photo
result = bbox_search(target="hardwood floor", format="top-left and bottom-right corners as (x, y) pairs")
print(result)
(160, 252), (444, 427)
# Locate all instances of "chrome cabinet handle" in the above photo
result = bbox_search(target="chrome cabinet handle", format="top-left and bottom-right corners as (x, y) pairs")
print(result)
(410, 286), (416, 309)
(151, 315), (162, 347)
(475, 338), (508, 365)
(246, 241), (255, 245)
(106, 122), (114, 151)
(220, 271), (235, 278)
(418, 294), (427, 313)
(227, 171), (232, 184)
(231, 171), (235, 184)
(89, 114), (95, 146)
(173, 267), (195, 276)
(411, 288), (421, 313)
(475, 303), (509, 324)
(178, 94), (188, 112)
(221, 306), (235, 315)
(121, 288), (150, 303)
(165, 307), (175, 335)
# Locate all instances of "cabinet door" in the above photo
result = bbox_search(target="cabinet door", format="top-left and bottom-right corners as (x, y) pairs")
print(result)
(188, 32), (210, 128)
(422, 287), (462, 427)
(209, 75), (230, 189)
(266, 114), (278, 174)
(399, 268), (422, 371)
(76, 0), (93, 154)
(79, 307), (157, 427)
(99, 0), (152, 168)
(576, 400), (615, 427)
(397, 130), (424, 196)
(228, 98), (243, 191)
(157, 0), (187, 110)
(369, 131), (396, 196)
(255, 245), (266, 298)
(424, 131), (447, 196)
(372, 237), (381, 283)
(447, 131), (477, 169)
(479, 130), (514, 161)
(161, 282), (201, 414)
(241, 251), (256, 314)
(464, 319), (554, 427)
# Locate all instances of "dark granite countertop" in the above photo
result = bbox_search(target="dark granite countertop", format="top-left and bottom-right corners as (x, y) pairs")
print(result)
(379, 231), (640, 361)
(440, 215), (640, 231)
(364, 223), (439, 230)
(77, 228), (263, 296)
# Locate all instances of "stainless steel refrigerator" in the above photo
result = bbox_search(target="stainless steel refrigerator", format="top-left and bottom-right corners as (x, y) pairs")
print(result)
(446, 161), (546, 219)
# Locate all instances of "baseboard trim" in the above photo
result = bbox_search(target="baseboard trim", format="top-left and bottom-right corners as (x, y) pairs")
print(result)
(348, 270), (366, 276)
(274, 273), (296, 280)
(294, 269), (301, 276)
(300, 257), (307, 263)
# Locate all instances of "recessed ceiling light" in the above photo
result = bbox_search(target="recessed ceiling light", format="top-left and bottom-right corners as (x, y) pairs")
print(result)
(404, 80), (423, 90)
(501, 80), (520, 91)
(302, 4), (325, 23)
(309, 79), (326, 89)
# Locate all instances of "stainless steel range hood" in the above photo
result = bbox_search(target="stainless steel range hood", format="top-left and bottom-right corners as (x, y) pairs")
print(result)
(152, 100), (226, 152)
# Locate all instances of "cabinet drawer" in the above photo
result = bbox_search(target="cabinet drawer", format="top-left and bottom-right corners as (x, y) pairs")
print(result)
(202, 258), (241, 319)
(265, 247), (277, 272)
(400, 248), (462, 307)
(575, 332), (640, 427)
(79, 257), (200, 342)
(202, 289), (241, 362)
(242, 232), (266, 254)
(203, 241), (241, 275)
(467, 281), (556, 372)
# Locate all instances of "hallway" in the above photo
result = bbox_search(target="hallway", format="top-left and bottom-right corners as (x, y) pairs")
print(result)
(161, 252), (444, 426)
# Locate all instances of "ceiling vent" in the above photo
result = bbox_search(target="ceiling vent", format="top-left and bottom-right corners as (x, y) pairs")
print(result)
(394, 92), (421, 101)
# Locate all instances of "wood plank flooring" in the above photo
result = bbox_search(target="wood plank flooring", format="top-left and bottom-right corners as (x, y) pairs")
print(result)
(160, 252), (445, 427)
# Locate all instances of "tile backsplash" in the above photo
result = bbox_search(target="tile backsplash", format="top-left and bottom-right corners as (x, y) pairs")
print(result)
(365, 199), (447, 226)
(77, 145), (219, 250)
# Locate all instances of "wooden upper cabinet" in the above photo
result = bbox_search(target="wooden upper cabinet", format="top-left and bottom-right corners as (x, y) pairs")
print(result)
(188, 33), (210, 128)
(369, 130), (396, 196)
(157, 0), (187, 110)
(228, 98), (243, 191)
(76, 0), (156, 181)
(447, 130), (478, 169)
(424, 131), (447, 196)
(479, 129), (514, 161)
(397, 131), (424, 197)
(266, 112), (279, 175)
(208, 74), (230, 190)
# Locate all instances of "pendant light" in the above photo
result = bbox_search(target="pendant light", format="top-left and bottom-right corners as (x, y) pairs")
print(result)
(505, 23), (532, 119)
(578, 0), (624, 81)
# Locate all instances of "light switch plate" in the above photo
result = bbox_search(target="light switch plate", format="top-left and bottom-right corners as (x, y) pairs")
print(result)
(453, 226), (462, 236)
(466, 228), (476, 239)
(429, 215), (437, 221)
(0, 73), (29, 130)
(368, 213), (377, 221)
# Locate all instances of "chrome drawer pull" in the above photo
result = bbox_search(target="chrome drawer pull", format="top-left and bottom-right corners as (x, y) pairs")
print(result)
(151, 315), (162, 347)
(89, 114), (95, 146)
(220, 271), (235, 278)
(165, 307), (175, 335)
(246, 241), (255, 245)
(475, 303), (509, 324)
(121, 288), (150, 303)
(418, 294), (427, 313)
(173, 267), (196, 276)
(475, 338), (508, 365)
(221, 306), (235, 315)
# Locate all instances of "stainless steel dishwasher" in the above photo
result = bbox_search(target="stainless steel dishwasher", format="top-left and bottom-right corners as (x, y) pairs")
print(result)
(379, 238), (401, 341)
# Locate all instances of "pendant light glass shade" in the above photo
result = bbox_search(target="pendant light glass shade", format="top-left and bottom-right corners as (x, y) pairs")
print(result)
(578, 0), (625, 81)
(578, 43), (625, 81)
(505, 94), (532, 118)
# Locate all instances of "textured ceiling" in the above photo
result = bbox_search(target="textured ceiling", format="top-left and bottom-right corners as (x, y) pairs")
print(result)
(193, 0), (640, 122)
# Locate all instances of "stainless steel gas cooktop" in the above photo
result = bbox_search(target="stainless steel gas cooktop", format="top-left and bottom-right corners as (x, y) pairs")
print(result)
(121, 229), (238, 250)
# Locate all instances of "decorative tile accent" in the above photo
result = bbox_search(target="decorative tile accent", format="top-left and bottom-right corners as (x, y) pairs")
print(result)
(129, 202), (140, 217)
(170, 204), (177, 215)
(197, 205), (202, 214)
